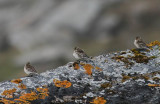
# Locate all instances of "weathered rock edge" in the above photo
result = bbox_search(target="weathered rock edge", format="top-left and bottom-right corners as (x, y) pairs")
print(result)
(0, 46), (160, 104)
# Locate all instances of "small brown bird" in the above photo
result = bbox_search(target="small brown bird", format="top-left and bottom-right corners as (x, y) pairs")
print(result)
(24, 62), (37, 75)
(134, 36), (148, 48)
(73, 47), (89, 60)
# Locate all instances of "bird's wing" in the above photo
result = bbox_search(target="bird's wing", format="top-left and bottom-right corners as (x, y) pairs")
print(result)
(77, 48), (89, 58)
(138, 41), (147, 48)
(83, 53), (89, 58)
(77, 48), (85, 53)
(28, 65), (37, 73)
(77, 48), (88, 58)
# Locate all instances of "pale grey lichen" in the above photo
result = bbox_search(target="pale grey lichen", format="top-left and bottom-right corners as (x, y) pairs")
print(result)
(0, 46), (160, 104)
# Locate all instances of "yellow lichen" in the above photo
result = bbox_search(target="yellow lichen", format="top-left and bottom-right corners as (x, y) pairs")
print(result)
(130, 48), (156, 64)
(11, 79), (22, 84)
(147, 40), (160, 47)
(112, 56), (134, 68)
(132, 76), (139, 80)
(1, 88), (17, 98)
(148, 84), (160, 87)
(18, 83), (27, 89)
(131, 49), (141, 54)
(53, 79), (72, 88)
(121, 70), (160, 83)
(101, 83), (112, 88)
(131, 54), (152, 64)
(121, 75), (131, 82)
(140, 75), (150, 80)
(121, 73), (150, 82)
(152, 77), (160, 82)
(112, 49), (156, 67)
(95, 67), (103, 71)
(150, 71), (160, 76)
(90, 97), (107, 104)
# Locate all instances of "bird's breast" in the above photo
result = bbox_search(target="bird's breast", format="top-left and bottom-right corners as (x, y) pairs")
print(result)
(73, 51), (80, 59)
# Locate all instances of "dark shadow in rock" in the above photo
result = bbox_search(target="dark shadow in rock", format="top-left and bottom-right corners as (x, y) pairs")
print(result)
(135, 48), (149, 52)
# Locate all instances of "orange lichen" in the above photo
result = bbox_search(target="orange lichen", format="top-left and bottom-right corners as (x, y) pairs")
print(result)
(1, 87), (49, 103)
(148, 84), (160, 87)
(147, 40), (160, 47)
(36, 87), (48, 93)
(95, 67), (103, 71)
(19, 91), (38, 101)
(90, 97), (107, 104)
(83, 64), (94, 75)
(38, 93), (49, 99)
(61, 80), (72, 88)
(14, 99), (30, 104)
(80, 63), (101, 74)
(18, 83), (27, 89)
(0, 98), (15, 104)
(36, 87), (49, 99)
(53, 79), (61, 87)
(16, 88), (49, 102)
(1, 88), (17, 98)
(53, 79), (72, 88)
(11, 79), (22, 84)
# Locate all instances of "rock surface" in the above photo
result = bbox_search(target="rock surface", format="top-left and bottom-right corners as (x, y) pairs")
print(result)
(0, 43), (160, 104)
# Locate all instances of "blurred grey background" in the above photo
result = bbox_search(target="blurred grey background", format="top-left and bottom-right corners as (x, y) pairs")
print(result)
(0, 0), (160, 81)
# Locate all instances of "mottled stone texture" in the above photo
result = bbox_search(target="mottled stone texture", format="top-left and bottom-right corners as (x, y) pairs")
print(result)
(0, 45), (160, 104)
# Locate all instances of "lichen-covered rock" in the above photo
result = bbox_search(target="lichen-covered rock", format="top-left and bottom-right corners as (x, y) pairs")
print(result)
(0, 42), (160, 104)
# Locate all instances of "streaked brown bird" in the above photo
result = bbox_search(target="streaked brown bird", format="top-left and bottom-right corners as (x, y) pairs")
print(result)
(73, 47), (89, 60)
(134, 36), (148, 48)
(24, 62), (37, 75)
